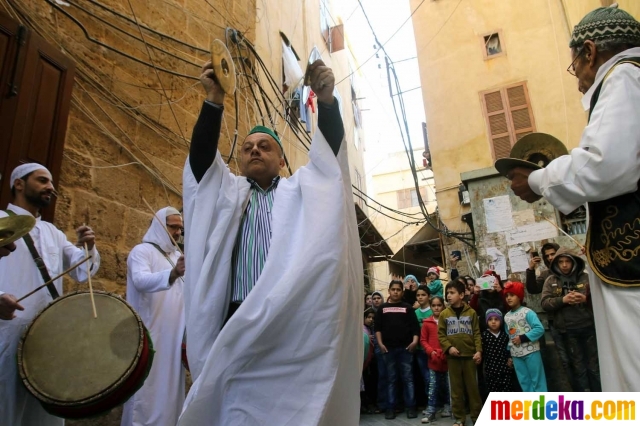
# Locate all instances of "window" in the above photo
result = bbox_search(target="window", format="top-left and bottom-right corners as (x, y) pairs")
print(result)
(351, 84), (362, 130)
(280, 32), (302, 94)
(481, 31), (505, 60)
(320, 0), (331, 49)
(480, 82), (536, 160)
(397, 187), (428, 209)
(319, 0), (344, 53)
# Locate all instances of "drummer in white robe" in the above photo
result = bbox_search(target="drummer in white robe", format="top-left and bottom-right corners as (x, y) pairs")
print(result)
(121, 207), (185, 426)
(504, 5), (640, 392)
(179, 60), (362, 425)
(0, 163), (100, 425)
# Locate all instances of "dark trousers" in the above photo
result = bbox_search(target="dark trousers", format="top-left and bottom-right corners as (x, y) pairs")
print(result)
(383, 347), (416, 410)
(375, 349), (388, 410)
(415, 350), (431, 401)
(566, 326), (602, 392)
(363, 353), (378, 408)
(550, 324), (580, 391)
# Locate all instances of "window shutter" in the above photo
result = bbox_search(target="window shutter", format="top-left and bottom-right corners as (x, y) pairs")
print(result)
(506, 83), (535, 141)
(482, 89), (511, 159)
(481, 82), (536, 160)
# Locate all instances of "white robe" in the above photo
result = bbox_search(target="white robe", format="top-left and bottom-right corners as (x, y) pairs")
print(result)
(0, 203), (101, 425)
(180, 130), (363, 425)
(529, 47), (640, 391)
(121, 209), (185, 426)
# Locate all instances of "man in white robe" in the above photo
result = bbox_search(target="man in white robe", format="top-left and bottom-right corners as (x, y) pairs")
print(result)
(121, 206), (186, 426)
(180, 60), (363, 425)
(504, 5), (640, 391)
(0, 163), (100, 425)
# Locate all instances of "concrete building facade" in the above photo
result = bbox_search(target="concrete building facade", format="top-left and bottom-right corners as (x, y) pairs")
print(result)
(410, 0), (639, 278)
(368, 149), (440, 292)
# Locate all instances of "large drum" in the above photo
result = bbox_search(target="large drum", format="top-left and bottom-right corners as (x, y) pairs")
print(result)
(17, 291), (155, 419)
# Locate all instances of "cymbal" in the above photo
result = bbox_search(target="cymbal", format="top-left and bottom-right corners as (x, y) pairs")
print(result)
(0, 215), (35, 247)
(510, 132), (568, 166)
(304, 47), (322, 86)
(495, 158), (542, 177)
(211, 40), (236, 95)
(494, 132), (568, 177)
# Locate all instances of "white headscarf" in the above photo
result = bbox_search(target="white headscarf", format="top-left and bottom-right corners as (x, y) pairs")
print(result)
(142, 207), (181, 253)
(10, 163), (50, 188)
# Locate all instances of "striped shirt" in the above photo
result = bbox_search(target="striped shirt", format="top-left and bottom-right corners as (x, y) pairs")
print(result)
(231, 176), (281, 302)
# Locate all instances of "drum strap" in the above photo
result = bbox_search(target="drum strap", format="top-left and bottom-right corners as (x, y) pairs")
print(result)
(4, 210), (60, 299)
(145, 242), (176, 268)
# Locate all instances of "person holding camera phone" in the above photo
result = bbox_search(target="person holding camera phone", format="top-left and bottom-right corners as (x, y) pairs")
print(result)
(525, 243), (560, 294)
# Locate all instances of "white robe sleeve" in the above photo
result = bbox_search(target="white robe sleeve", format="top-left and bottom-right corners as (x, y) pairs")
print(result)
(62, 232), (101, 282)
(127, 245), (172, 293)
(528, 64), (640, 214)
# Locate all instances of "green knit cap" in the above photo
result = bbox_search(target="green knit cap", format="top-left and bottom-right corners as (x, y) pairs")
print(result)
(570, 4), (640, 48)
(247, 125), (283, 152)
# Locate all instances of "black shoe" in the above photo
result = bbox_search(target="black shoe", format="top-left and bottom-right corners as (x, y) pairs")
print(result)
(421, 413), (436, 423)
(407, 408), (418, 419)
(385, 409), (396, 420)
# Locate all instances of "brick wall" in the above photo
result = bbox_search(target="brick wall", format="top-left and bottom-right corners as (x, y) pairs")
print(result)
(7, 0), (258, 294)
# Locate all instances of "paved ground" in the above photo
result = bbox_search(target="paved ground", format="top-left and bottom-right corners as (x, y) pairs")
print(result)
(359, 413), (474, 425)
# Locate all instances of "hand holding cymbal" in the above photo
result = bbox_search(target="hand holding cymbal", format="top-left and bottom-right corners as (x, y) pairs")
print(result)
(307, 60), (335, 105)
(0, 242), (16, 259)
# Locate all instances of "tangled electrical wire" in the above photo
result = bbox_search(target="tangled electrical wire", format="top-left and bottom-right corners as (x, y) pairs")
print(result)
(5, 0), (438, 232)
(357, 0), (474, 248)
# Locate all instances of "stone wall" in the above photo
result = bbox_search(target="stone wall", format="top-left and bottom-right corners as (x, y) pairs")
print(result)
(6, 0), (257, 295)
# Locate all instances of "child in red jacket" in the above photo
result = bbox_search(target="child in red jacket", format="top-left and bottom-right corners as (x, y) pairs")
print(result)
(419, 296), (451, 423)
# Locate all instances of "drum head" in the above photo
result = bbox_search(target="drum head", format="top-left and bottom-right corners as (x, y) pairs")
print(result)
(19, 292), (143, 403)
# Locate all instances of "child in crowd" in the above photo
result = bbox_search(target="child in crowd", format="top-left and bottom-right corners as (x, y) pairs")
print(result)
(403, 274), (420, 308)
(414, 285), (432, 410)
(438, 281), (482, 426)
(371, 291), (384, 312)
(504, 281), (547, 392)
(420, 296), (451, 424)
(375, 280), (420, 420)
(426, 267), (444, 298)
(541, 249), (601, 392)
(361, 308), (377, 413)
(365, 292), (373, 309)
(482, 308), (513, 393)
(370, 290), (387, 412)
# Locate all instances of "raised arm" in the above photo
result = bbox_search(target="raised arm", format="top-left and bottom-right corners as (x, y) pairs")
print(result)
(308, 60), (344, 156)
(190, 61), (226, 182)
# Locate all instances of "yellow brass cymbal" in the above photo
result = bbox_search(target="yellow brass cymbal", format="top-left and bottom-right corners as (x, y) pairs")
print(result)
(0, 215), (36, 247)
(510, 132), (568, 167)
(494, 132), (568, 177)
(211, 40), (236, 95)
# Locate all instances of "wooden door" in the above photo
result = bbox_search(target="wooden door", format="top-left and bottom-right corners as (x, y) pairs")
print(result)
(0, 11), (75, 222)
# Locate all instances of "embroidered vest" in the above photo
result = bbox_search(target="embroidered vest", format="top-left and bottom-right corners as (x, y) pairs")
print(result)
(585, 57), (640, 287)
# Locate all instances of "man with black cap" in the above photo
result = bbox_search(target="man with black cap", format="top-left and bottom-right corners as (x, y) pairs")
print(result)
(502, 4), (640, 391)
(180, 59), (362, 425)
